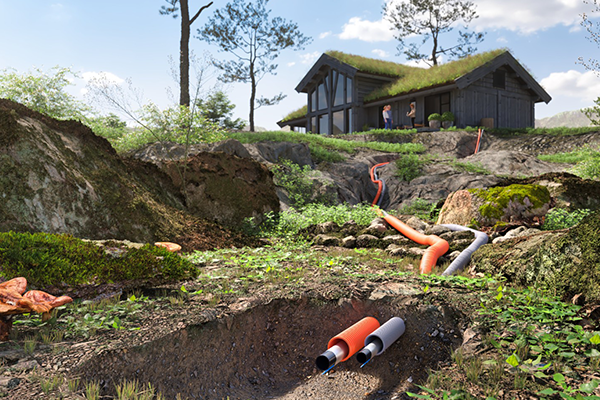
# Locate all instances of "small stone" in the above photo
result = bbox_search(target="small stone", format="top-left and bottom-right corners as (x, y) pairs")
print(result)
(313, 234), (341, 247)
(431, 329), (439, 337)
(356, 234), (380, 248)
(406, 217), (427, 233)
(341, 236), (356, 248)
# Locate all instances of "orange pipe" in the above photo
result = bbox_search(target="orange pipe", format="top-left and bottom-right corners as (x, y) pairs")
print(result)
(369, 162), (390, 207)
(381, 211), (449, 274)
(328, 317), (380, 362)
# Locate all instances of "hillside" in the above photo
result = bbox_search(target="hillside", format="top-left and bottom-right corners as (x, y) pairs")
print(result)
(1, 105), (600, 399)
(536, 109), (594, 128)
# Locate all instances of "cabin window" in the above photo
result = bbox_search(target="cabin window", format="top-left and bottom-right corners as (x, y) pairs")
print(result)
(319, 114), (329, 135)
(334, 72), (345, 106)
(346, 77), (353, 103)
(318, 81), (327, 110)
(310, 90), (316, 112)
(346, 108), (353, 133)
(493, 70), (506, 89)
(440, 92), (451, 114)
(332, 111), (344, 134)
(311, 116), (316, 133)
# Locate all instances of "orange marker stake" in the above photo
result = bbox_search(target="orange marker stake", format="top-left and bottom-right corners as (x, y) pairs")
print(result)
(316, 317), (380, 371)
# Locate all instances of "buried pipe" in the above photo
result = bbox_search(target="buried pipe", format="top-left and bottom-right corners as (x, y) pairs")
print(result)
(369, 163), (449, 274)
(439, 224), (488, 276)
(316, 317), (380, 372)
(369, 162), (390, 207)
(357, 317), (406, 366)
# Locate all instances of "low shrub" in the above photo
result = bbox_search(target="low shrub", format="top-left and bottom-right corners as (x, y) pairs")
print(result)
(541, 208), (592, 231)
(271, 159), (335, 208)
(0, 232), (196, 287)
(428, 113), (442, 122)
(395, 154), (425, 181)
(441, 112), (455, 122)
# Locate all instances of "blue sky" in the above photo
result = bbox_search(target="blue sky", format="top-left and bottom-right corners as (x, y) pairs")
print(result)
(1, 0), (600, 130)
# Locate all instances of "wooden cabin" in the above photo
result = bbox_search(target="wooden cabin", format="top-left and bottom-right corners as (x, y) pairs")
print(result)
(278, 49), (551, 133)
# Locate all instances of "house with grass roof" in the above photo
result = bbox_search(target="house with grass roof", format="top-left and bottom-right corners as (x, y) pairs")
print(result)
(277, 49), (551, 134)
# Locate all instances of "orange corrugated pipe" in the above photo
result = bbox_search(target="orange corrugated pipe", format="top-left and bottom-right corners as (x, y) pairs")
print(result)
(316, 317), (380, 371)
(369, 163), (449, 274)
(381, 211), (449, 274)
(369, 162), (390, 207)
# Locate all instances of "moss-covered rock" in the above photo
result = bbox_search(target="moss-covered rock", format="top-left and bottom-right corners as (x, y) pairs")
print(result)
(472, 210), (600, 303)
(437, 184), (551, 227)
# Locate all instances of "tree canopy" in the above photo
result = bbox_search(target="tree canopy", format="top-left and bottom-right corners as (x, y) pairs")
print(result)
(383, 0), (485, 66)
(198, 0), (311, 131)
(197, 90), (246, 130)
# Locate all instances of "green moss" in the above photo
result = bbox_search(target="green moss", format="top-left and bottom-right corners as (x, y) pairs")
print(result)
(468, 184), (551, 223)
(0, 231), (197, 288)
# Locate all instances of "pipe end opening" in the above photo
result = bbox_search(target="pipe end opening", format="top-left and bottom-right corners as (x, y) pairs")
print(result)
(316, 350), (336, 371)
(356, 348), (372, 364)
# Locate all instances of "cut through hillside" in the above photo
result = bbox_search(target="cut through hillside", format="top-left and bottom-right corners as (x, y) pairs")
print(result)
(78, 297), (464, 400)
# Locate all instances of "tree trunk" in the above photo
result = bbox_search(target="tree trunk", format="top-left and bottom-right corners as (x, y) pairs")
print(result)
(179, 0), (191, 107)
(249, 62), (256, 132)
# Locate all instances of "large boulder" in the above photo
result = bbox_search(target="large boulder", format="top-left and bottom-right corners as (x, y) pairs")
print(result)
(462, 150), (567, 177)
(437, 184), (551, 227)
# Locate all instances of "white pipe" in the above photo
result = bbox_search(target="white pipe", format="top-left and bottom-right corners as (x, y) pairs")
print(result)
(356, 317), (405, 364)
(439, 224), (488, 276)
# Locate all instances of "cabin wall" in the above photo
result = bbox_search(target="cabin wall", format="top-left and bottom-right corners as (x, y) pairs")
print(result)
(454, 67), (536, 128)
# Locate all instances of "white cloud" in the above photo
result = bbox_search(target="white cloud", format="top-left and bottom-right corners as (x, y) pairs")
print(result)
(82, 71), (125, 86)
(496, 36), (508, 44)
(540, 69), (600, 102)
(339, 17), (396, 42)
(372, 49), (390, 58)
(300, 51), (321, 65)
(472, 0), (594, 34)
(287, 62), (296, 67)
(319, 31), (332, 39)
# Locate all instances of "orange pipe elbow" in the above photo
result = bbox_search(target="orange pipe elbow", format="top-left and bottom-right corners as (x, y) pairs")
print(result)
(328, 317), (380, 362)
(369, 162), (390, 207)
(382, 212), (449, 274)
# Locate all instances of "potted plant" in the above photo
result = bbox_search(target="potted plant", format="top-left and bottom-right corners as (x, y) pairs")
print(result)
(441, 112), (455, 129)
(428, 113), (441, 129)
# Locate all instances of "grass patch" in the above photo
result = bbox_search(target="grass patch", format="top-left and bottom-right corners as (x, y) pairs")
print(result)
(280, 105), (307, 123)
(451, 160), (491, 175)
(491, 126), (599, 137)
(245, 203), (379, 237)
(395, 154), (426, 182)
(228, 131), (425, 163)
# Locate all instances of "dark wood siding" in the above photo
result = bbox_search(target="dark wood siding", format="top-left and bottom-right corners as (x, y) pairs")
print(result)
(454, 67), (536, 128)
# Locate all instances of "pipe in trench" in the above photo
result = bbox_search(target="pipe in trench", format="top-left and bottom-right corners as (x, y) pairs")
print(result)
(439, 224), (488, 276)
(369, 162), (390, 208)
(316, 316), (380, 371)
(356, 317), (406, 365)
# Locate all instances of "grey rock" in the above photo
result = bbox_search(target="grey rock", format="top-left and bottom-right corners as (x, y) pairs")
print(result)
(406, 217), (427, 233)
(342, 236), (356, 248)
(439, 230), (474, 241)
(313, 235), (341, 246)
(11, 359), (39, 372)
(383, 235), (409, 244)
(316, 221), (339, 234)
(425, 225), (451, 236)
(356, 234), (380, 248)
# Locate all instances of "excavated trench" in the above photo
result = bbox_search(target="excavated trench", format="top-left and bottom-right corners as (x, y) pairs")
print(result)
(78, 297), (465, 400)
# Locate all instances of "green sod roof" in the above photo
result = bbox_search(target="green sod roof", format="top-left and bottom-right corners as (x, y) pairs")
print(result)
(280, 105), (307, 123)
(363, 49), (507, 101)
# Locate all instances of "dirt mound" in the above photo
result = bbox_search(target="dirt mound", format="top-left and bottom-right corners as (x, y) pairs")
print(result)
(0, 99), (251, 249)
(77, 297), (463, 400)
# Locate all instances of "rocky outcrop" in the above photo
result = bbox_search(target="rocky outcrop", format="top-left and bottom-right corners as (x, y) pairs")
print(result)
(462, 150), (566, 177)
(472, 211), (600, 303)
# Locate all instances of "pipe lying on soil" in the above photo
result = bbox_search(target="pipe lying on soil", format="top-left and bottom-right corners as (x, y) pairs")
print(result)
(316, 317), (380, 371)
(369, 163), (449, 274)
(381, 211), (449, 274)
(439, 224), (488, 276)
(357, 317), (405, 366)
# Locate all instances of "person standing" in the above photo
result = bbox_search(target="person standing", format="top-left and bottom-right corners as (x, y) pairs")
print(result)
(407, 102), (416, 128)
(383, 105), (393, 129)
